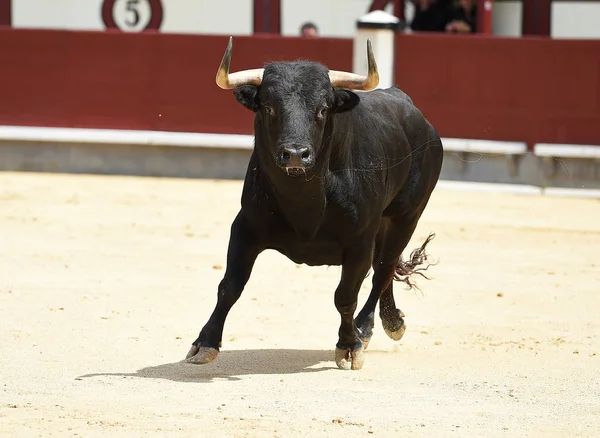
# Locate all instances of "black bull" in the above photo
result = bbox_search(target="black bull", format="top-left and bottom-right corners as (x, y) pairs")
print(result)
(185, 38), (444, 370)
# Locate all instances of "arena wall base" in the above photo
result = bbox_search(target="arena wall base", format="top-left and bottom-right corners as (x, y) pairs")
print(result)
(440, 152), (541, 186)
(0, 127), (255, 180)
(534, 144), (600, 190)
(1, 127), (599, 196)
(439, 138), (538, 186)
(439, 139), (600, 192)
(0, 141), (252, 180)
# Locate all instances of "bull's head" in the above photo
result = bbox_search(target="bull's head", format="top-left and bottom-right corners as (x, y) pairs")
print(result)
(215, 37), (379, 176)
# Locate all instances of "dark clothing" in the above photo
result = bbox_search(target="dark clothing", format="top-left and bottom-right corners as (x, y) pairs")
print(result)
(447, 5), (478, 33)
(410, 2), (450, 32)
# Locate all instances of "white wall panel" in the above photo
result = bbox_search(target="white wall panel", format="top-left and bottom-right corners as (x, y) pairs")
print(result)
(552, 2), (600, 39)
(492, 1), (522, 37)
(160, 0), (252, 35)
(12, 0), (252, 35)
(281, 0), (393, 37)
(13, 0), (104, 30)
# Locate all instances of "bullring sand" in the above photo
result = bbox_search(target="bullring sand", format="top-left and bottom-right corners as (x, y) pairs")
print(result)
(1, 171), (599, 437)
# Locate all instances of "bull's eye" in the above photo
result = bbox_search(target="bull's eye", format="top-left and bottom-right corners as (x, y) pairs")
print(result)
(316, 106), (328, 121)
(264, 105), (275, 116)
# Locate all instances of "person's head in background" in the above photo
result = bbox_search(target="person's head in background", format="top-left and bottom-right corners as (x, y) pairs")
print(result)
(300, 22), (319, 37)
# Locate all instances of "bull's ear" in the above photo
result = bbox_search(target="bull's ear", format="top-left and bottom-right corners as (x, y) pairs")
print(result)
(233, 85), (259, 112)
(333, 89), (360, 113)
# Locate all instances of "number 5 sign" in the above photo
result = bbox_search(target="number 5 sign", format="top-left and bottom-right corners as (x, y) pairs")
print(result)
(102, 0), (163, 32)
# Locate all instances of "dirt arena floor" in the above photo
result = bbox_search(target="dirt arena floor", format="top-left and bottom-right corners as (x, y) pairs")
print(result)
(1, 171), (599, 437)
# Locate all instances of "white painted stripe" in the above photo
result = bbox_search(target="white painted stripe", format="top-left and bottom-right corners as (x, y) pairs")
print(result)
(437, 181), (600, 199)
(442, 138), (527, 155)
(0, 126), (255, 150)
(542, 187), (600, 199)
(534, 143), (600, 158)
(1, 126), (599, 166)
(0, 125), (530, 155)
(436, 180), (543, 195)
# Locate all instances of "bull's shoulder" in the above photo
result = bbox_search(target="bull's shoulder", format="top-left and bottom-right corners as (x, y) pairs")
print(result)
(362, 87), (437, 138)
(348, 87), (429, 141)
(343, 87), (442, 173)
(358, 86), (414, 108)
(379, 86), (414, 105)
(351, 87), (422, 128)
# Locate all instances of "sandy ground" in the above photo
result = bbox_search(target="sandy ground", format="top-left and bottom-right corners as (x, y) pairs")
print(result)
(0, 171), (599, 437)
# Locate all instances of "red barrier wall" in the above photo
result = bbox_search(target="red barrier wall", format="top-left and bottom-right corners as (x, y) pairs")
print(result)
(0, 29), (353, 135)
(1, 28), (599, 149)
(394, 33), (600, 148)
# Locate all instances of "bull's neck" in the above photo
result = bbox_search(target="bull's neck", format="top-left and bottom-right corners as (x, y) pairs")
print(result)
(257, 147), (328, 240)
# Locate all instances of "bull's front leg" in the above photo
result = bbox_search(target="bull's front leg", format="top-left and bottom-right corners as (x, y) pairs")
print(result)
(185, 212), (261, 365)
(334, 245), (374, 370)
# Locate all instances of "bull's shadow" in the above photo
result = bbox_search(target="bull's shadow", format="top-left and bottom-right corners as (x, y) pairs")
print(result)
(78, 349), (336, 383)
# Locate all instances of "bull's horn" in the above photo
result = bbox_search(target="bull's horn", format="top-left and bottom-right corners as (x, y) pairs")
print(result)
(328, 39), (379, 91)
(216, 36), (264, 89)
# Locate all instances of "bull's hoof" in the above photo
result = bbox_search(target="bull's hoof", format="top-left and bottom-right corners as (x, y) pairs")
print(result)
(382, 309), (406, 341)
(359, 336), (371, 350)
(335, 346), (365, 371)
(384, 320), (406, 341)
(355, 316), (374, 351)
(185, 345), (219, 364)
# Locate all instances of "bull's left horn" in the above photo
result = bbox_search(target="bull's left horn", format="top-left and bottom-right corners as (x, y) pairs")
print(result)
(216, 36), (264, 90)
(328, 39), (379, 91)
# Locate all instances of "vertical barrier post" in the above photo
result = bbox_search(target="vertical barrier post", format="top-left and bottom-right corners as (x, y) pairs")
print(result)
(0, 0), (11, 26)
(353, 10), (400, 90)
(477, 0), (493, 34)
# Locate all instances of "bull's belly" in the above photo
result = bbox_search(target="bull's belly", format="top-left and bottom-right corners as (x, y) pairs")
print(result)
(266, 240), (344, 266)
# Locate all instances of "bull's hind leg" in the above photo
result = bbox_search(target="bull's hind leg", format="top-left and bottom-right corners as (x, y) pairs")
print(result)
(355, 219), (434, 346)
(379, 282), (405, 340)
(185, 213), (261, 365)
(354, 262), (396, 350)
(381, 229), (435, 341)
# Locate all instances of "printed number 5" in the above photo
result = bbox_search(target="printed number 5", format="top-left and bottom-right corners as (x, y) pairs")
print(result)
(125, 0), (140, 27)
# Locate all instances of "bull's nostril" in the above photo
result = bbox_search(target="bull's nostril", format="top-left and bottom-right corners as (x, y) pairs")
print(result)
(282, 150), (291, 162)
(301, 150), (310, 160)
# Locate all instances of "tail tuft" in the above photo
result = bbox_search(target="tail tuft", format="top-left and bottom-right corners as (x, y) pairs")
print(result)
(393, 232), (437, 291)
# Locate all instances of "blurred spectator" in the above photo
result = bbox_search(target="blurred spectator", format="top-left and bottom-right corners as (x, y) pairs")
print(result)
(410, 0), (451, 32)
(445, 0), (477, 33)
(300, 22), (319, 38)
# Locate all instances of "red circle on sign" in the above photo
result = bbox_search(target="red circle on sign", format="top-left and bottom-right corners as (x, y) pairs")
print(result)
(102, 0), (163, 31)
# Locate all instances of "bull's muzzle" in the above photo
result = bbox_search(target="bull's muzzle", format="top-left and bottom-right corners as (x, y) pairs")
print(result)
(276, 144), (314, 175)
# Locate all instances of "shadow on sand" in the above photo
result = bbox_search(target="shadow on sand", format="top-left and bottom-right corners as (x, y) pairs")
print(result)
(78, 349), (337, 383)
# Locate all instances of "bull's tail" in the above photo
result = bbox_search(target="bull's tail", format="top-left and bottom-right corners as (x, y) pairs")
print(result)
(393, 232), (437, 290)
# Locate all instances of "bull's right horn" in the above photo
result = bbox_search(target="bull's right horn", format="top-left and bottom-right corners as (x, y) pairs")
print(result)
(216, 36), (264, 90)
